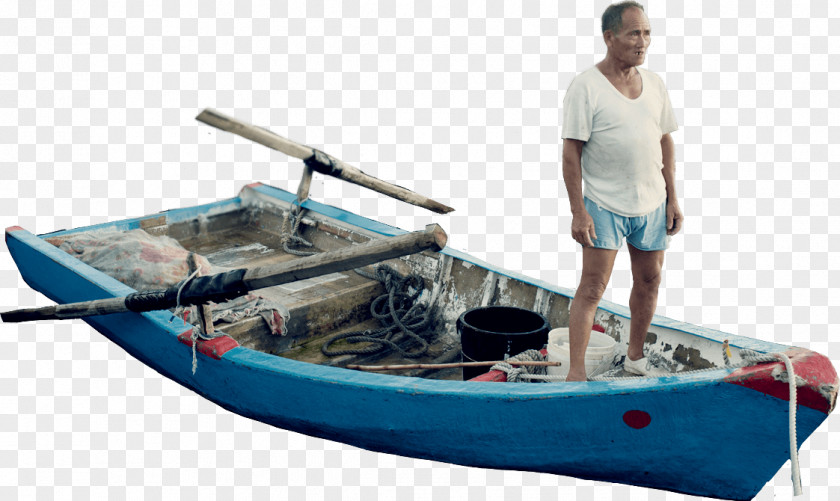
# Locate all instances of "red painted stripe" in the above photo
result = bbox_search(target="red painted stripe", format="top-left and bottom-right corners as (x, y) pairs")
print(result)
(178, 331), (240, 360)
(469, 370), (507, 382)
(724, 347), (838, 414)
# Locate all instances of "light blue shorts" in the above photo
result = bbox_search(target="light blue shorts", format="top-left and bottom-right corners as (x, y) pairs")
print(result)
(585, 197), (670, 251)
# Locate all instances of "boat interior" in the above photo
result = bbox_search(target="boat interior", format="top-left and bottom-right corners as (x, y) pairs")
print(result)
(41, 185), (736, 381)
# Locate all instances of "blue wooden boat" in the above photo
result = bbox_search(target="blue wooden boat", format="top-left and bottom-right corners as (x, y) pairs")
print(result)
(4, 181), (837, 500)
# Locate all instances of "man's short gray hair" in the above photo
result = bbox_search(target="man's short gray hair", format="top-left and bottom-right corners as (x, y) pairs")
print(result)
(601, 1), (645, 34)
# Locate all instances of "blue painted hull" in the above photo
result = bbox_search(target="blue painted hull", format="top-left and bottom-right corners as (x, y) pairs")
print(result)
(5, 185), (835, 500)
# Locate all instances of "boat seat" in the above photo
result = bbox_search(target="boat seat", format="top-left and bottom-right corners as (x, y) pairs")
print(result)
(217, 268), (385, 354)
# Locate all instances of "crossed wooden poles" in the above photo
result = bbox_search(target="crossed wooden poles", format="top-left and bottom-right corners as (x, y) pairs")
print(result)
(3, 109), (452, 324)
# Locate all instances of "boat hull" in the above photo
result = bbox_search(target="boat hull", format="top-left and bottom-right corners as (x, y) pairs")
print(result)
(5, 187), (837, 500)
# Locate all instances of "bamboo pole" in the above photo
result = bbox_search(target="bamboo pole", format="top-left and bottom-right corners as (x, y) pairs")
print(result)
(346, 360), (561, 371)
(1, 224), (447, 323)
(195, 108), (454, 214)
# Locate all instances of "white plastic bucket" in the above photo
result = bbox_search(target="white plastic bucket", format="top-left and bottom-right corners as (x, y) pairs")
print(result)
(546, 327), (617, 377)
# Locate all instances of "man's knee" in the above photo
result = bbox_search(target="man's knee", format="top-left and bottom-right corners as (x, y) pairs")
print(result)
(577, 279), (609, 303)
(633, 271), (661, 297)
(637, 270), (661, 287)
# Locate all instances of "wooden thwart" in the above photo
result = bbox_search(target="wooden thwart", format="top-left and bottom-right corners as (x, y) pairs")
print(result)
(1, 224), (448, 323)
(196, 108), (454, 214)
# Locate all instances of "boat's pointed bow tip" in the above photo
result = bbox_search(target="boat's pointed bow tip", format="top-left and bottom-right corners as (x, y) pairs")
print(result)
(725, 347), (839, 415)
(5, 226), (27, 244)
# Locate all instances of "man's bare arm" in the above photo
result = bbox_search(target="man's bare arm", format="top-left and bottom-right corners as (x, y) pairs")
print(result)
(660, 133), (683, 235)
(562, 138), (596, 246)
(562, 139), (585, 214)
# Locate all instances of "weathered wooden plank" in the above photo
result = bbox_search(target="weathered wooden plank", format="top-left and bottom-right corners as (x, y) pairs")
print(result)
(196, 108), (454, 214)
(295, 164), (314, 202)
(243, 224), (447, 290)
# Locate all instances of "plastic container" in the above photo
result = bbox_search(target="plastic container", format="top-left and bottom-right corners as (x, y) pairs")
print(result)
(546, 327), (617, 377)
(458, 306), (550, 380)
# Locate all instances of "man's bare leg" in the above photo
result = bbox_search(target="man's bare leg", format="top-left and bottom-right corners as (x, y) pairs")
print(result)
(626, 244), (665, 361)
(566, 247), (618, 382)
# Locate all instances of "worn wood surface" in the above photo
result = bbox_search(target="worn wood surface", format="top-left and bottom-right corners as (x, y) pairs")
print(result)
(295, 164), (314, 202)
(187, 253), (215, 336)
(1, 296), (131, 322)
(243, 224), (447, 290)
(196, 108), (454, 214)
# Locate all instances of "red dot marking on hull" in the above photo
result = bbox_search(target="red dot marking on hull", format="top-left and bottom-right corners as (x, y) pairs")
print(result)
(623, 410), (651, 429)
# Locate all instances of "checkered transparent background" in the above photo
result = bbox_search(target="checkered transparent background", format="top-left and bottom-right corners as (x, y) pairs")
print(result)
(2, 1), (838, 499)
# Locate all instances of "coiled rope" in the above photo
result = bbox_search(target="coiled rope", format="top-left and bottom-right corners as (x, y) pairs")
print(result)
(276, 201), (437, 359)
(490, 347), (803, 496)
(321, 265), (435, 358)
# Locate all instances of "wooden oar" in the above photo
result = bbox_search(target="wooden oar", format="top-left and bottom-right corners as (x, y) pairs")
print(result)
(1, 224), (447, 323)
(347, 360), (560, 371)
(195, 108), (454, 214)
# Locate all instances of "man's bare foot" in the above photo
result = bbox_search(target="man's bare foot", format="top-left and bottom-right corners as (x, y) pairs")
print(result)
(565, 370), (588, 382)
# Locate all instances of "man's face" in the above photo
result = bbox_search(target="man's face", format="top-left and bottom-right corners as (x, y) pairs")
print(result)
(606, 7), (651, 67)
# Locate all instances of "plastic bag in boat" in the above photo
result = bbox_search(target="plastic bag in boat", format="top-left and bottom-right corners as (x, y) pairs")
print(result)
(47, 229), (213, 291)
(46, 229), (290, 335)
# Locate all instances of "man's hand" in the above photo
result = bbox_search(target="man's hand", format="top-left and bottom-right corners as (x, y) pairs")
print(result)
(571, 210), (597, 247)
(666, 200), (683, 236)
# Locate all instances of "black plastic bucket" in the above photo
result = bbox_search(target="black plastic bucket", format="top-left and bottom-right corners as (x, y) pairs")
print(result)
(457, 306), (550, 380)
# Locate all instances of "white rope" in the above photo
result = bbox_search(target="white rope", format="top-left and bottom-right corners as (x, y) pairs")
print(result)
(191, 326), (200, 374)
(168, 266), (202, 324)
(181, 267), (203, 375)
(165, 266), (206, 376)
(741, 350), (803, 496)
(780, 353), (803, 496)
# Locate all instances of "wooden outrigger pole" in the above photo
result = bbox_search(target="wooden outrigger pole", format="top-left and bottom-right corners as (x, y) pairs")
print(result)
(195, 108), (455, 214)
(1, 225), (447, 323)
(2, 109), (454, 325)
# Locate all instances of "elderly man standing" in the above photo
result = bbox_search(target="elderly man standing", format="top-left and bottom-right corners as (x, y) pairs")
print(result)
(561, 1), (683, 381)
